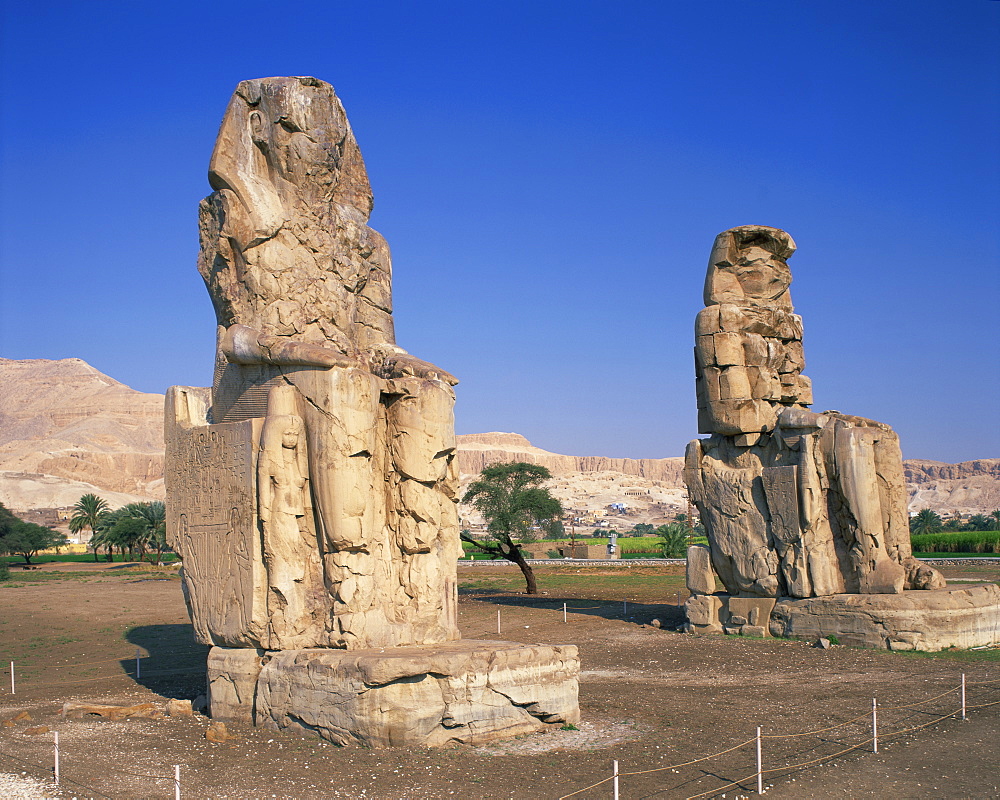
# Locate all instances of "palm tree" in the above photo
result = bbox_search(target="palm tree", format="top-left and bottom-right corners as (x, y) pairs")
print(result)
(991, 510), (1000, 531)
(124, 501), (166, 562)
(910, 508), (943, 536)
(657, 523), (689, 558)
(461, 462), (562, 594)
(967, 514), (992, 532)
(70, 494), (110, 561)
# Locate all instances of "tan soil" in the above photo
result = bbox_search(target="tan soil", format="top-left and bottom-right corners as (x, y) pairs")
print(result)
(0, 561), (997, 799)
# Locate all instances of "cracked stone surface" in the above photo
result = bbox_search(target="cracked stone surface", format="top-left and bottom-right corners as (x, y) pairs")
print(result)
(164, 76), (580, 743)
(165, 77), (463, 651)
(684, 226), (948, 612)
(208, 642), (581, 747)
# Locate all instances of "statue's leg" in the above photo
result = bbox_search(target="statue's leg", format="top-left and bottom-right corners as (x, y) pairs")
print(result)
(282, 367), (385, 645)
(385, 377), (461, 643)
(833, 425), (905, 594)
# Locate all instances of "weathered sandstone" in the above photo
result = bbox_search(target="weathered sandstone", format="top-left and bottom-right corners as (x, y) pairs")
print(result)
(208, 641), (580, 747)
(771, 584), (1000, 651)
(166, 76), (578, 743)
(685, 226), (944, 600)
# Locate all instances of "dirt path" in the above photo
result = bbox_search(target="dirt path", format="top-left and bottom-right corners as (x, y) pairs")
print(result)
(0, 562), (997, 798)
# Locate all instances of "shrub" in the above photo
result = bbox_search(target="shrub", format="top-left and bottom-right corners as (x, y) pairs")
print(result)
(0, 560), (9, 581)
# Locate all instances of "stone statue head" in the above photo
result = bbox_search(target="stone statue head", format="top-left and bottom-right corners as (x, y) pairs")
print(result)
(206, 76), (373, 251)
(704, 225), (796, 308)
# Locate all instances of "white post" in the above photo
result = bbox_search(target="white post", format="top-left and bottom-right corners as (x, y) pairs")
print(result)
(961, 673), (967, 720)
(136, 648), (141, 679)
(174, 764), (181, 800)
(613, 759), (619, 800)
(563, 602), (567, 623)
(676, 591), (680, 606)
(623, 599), (627, 616)
(756, 726), (763, 795)
(497, 608), (501, 635)
(9, 661), (13, 694)
(872, 698), (878, 753)
(53, 731), (59, 786)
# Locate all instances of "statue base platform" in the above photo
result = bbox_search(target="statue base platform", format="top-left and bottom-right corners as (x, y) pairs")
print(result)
(685, 584), (1000, 651)
(770, 584), (1000, 651)
(207, 639), (580, 747)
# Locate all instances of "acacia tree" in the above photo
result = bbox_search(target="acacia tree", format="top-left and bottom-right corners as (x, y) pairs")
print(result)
(461, 462), (562, 595)
(70, 493), (110, 561)
(0, 520), (68, 564)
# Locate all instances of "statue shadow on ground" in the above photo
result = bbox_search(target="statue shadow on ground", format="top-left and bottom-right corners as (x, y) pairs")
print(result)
(463, 593), (687, 630)
(121, 624), (210, 698)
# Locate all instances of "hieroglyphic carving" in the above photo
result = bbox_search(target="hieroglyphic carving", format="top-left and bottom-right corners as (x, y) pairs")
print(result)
(165, 387), (266, 646)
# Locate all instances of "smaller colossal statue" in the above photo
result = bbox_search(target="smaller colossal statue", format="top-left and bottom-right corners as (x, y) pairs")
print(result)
(685, 226), (945, 601)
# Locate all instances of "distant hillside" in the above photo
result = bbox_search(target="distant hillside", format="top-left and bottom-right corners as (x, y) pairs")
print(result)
(0, 358), (164, 510)
(0, 358), (996, 519)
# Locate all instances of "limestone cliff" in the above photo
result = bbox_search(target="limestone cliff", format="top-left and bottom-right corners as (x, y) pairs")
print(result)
(0, 357), (165, 508)
(0, 358), (996, 516)
(456, 433), (685, 483)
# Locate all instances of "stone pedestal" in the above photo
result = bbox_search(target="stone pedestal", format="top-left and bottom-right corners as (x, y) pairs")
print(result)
(208, 640), (580, 747)
(770, 584), (1000, 651)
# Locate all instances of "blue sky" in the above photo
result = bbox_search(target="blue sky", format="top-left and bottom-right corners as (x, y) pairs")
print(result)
(1, 0), (997, 462)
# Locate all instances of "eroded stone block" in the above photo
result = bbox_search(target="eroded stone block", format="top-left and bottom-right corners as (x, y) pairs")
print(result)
(685, 594), (722, 626)
(686, 544), (717, 595)
(205, 641), (580, 747)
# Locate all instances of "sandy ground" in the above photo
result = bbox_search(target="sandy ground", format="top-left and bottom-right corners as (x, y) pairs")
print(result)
(0, 560), (997, 799)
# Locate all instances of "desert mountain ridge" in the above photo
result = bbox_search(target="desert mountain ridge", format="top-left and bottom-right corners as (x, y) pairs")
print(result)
(1, 357), (997, 520)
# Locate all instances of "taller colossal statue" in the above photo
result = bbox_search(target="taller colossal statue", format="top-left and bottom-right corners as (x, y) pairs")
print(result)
(685, 226), (945, 600)
(167, 76), (461, 651)
(164, 77), (578, 746)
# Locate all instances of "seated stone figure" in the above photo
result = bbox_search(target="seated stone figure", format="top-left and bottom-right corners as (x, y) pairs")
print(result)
(166, 77), (462, 651)
(684, 226), (945, 600)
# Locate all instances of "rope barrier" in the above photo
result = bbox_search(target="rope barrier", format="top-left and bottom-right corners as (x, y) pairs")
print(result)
(113, 766), (180, 780)
(875, 685), (959, 711)
(0, 746), (114, 799)
(15, 666), (204, 689)
(760, 709), (872, 739)
(555, 673), (996, 800)
(619, 738), (758, 777)
(556, 773), (616, 799)
(684, 769), (760, 800)
(557, 738), (758, 798)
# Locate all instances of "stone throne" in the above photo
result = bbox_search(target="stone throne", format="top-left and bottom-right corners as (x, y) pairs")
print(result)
(165, 77), (578, 745)
(682, 226), (1000, 651)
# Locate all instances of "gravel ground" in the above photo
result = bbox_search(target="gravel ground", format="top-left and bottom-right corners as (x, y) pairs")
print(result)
(0, 772), (56, 798)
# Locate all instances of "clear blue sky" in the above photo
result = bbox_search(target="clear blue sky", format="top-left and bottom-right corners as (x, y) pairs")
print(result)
(1, 0), (997, 462)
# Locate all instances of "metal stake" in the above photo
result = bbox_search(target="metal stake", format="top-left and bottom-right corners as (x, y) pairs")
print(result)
(756, 726), (763, 795)
(872, 698), (878, 753)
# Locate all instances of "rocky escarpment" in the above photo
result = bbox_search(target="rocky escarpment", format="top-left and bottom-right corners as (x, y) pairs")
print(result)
(456, 433), (685, 484)
(905, 459), (1000, 515)
(0, 358), (165, 508)
(0, 359), (996, 516)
